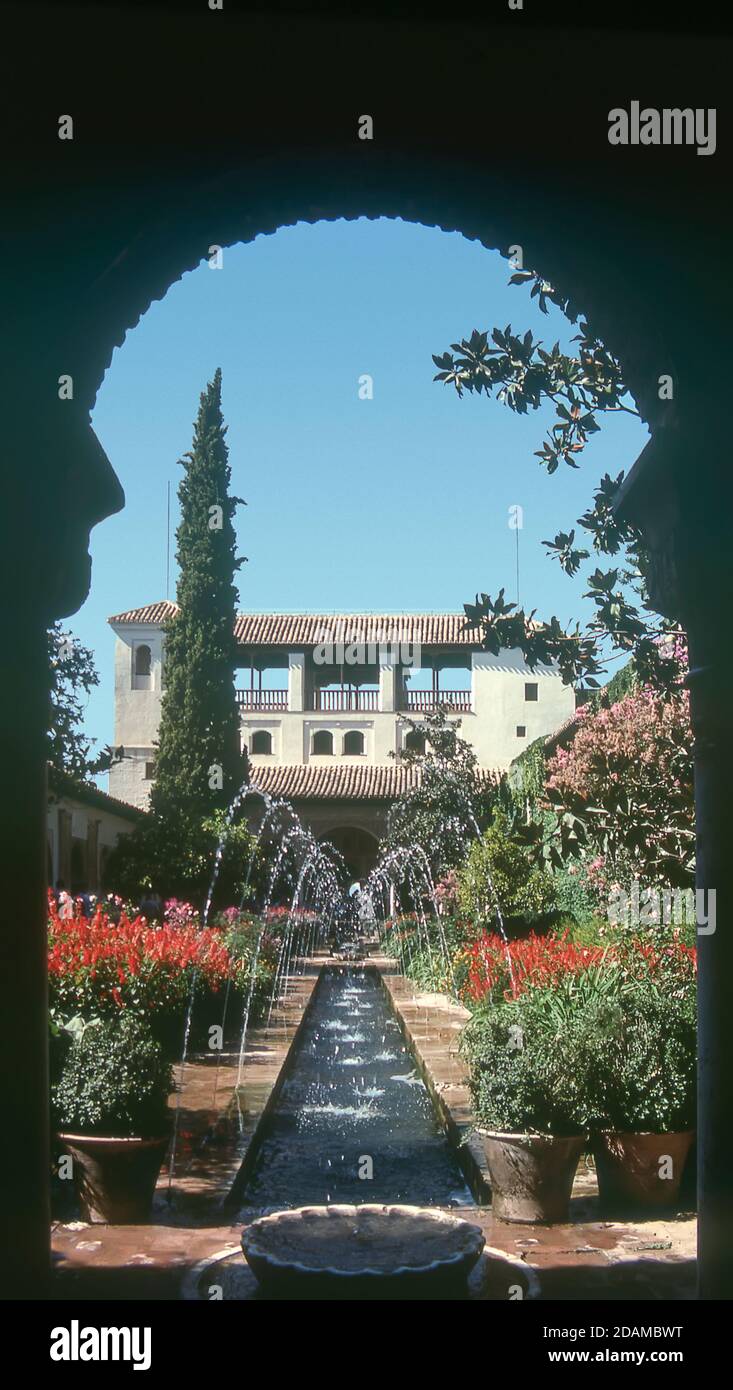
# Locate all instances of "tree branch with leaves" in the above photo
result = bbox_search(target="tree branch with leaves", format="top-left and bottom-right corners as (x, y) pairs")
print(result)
(48, 624), (121, 781)
(433, 268), (684, 693)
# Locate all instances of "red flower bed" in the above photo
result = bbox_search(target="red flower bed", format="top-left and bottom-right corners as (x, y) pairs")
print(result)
(264, 906), (319, 926)
(48, 894), (237, 1019)
(465, 931), (603, 1003)
(465, 929), (696, 1004)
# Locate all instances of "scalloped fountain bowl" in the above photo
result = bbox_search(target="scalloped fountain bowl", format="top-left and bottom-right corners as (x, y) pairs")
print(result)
(241, 1204), (485, 1296)
(184, 1217), (539, 1301)
(242, 1206), (486, 1289)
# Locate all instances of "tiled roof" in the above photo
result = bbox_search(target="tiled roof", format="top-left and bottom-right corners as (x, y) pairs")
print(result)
(245, 764), (421, 801)
(543, 712), (582, 752)
(108, 601), (178, 626)
(246, 763), (497, 802)
(48, 767), (147, 820)
(233, 613), (483, 647)
(108, 603), (483, 647)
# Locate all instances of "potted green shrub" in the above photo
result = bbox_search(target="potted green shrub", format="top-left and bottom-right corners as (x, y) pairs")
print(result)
(462, 979), (591, 1222)
(588, 973), (696, 1213)
(52, 1013), (174, 1223)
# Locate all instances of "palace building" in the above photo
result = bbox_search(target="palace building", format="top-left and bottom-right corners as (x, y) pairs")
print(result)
(107, 602), (575, 878)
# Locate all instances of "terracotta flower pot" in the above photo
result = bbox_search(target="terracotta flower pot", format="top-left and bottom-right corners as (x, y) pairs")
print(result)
(478, 1130), (585, 1223)
(58, 1133), (171, 1223)
(593, 1131), (695, 1213)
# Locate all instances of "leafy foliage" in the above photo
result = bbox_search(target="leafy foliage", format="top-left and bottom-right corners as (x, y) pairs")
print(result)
(595, 980), (696, 1133)
(382, 912), (478, 998)
(462, 981), (598, 1135)
(47, 897), (280, 1062)
(433, 268), (684, 692)
(456, 811), (557, 930)
(48, 894), (239, 1020)
(106, 806), (262, 904)
(384, 708), (497, 877)
(47, 624), (120, 779)
(462, 933), (696, 1134)
(51, 1013), (174, 1137)
(549, 865), (602, 929)
(464, 928), (607, 1007)
(112, 371), (251, 902)
(506, 736), (547, 817)
(462, 936), (696, 1135)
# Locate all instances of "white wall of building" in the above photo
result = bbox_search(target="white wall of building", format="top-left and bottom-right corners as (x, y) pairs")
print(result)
(108, 623), (165, 807)
(47, 795), (139, 891)
(108, 623), (575, 808)
(470, 649), (574, 766)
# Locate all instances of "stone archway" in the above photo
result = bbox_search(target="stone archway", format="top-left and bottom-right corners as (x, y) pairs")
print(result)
(318, 826), (380, 882)
(3, 4), (732, 1299)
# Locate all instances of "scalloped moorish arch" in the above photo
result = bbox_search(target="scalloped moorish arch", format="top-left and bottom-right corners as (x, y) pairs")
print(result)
(5, 116), (732, 1302)
(70, 153), (668, 431)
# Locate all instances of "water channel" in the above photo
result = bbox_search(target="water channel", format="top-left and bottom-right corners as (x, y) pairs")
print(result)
(235, 966), (473, 1211)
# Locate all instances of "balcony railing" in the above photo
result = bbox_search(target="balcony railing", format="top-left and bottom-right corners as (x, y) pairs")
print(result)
(313, 688), (379, 712)
(236, 689), (288, 712)
(404, 689), (472, 713)
(235, 688), (471, 714)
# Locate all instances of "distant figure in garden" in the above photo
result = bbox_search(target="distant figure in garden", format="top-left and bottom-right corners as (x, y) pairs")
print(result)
(56, 880), (74, 920)
(139, 890), (163, 923)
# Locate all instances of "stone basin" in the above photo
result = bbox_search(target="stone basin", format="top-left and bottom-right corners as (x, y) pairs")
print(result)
(241, 1203), (485, 1295)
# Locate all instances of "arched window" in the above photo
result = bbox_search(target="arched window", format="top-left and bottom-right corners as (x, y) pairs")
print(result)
(132, 643), (152, 689)
(251, 730), (273, 755)
(405, 729), (426, 754)
(312, 730), (333, 755)
(135, 644), (152, 676)
(343, 730), (365, 756)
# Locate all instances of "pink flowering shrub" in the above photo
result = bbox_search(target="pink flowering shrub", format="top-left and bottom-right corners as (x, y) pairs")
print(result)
(546, 680), (694, 886)
(164, 898), (200, 929)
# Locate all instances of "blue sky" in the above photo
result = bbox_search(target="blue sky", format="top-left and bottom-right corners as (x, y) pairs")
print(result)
(76, 217), (648, 767)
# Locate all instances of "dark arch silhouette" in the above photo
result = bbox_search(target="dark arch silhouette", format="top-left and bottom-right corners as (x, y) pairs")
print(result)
(134, 643), (152, 677)
(405, 729), (426, 754)
(3, 5), (732, 1300)
(319, 825), (380, 881)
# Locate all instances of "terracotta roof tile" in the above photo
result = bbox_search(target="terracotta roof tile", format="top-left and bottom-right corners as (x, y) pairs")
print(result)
(543, 712), (582, 752)
(245, 763), (496, 802)
(48, 767), (147, 820)
(245, 764), (419, 801)
(108, 601), (178, 625)
(109, 603), (483, 647)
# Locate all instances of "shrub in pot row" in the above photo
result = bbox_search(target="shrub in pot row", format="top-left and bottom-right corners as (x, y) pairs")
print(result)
(52, 1013), (175, 1223)
(462, 972), (596, 1222)
(462, 943), (696, 1222)
(585, 966), (696, 1214)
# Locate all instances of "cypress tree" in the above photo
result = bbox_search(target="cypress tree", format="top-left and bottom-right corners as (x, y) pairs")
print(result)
(151, 368), (246, 822)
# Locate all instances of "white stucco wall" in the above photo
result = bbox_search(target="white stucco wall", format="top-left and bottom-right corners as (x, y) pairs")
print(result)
(470, 649), (575, 767)
(108, 623), (164, 808)
(47, 794), (139, 888)
(109, 621), (575, 803)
